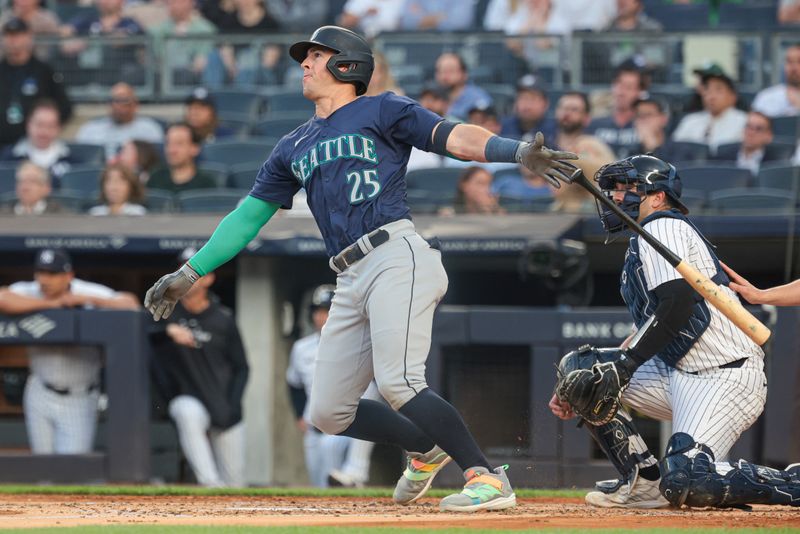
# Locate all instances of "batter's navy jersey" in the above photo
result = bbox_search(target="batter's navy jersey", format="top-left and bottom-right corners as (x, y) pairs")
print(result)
(250, 92), (442, 256)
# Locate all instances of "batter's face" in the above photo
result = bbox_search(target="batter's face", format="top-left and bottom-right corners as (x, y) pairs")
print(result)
(301, 46), (339, 99)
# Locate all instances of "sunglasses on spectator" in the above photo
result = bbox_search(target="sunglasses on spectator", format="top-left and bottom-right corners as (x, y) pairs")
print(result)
(744, 123), (769, 132)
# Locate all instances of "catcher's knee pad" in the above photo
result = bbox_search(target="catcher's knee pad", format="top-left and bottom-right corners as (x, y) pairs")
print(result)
(659, 432), (800, 508)
(587, 409), (655, 482)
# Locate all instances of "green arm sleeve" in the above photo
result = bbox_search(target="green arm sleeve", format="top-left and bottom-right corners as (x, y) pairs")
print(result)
(187, 195), (280, 276)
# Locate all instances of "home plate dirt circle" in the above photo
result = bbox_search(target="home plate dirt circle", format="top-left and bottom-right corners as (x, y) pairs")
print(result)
(0, 495), (797, 529)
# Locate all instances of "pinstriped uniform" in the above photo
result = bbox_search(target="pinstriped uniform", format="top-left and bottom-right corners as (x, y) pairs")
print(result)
(9, 279), (118, 454)
(620, 215), (767, 461)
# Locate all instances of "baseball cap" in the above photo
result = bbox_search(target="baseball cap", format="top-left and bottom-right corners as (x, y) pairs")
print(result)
(467, 99), (497, 117)
(2, 17), (30, 34)
(311, 284), (335, 309)
(418, 83), (448, 101)
(516, 74), (548, 98)
(692, 62), (736, 89)
(34, 248), (72, 273)
(185, 87), (216, 109)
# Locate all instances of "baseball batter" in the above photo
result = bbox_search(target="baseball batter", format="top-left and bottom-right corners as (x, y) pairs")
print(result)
(0, 248), (139, 454)
(145, 25), (577, 511)
(550, 155), (800, 509)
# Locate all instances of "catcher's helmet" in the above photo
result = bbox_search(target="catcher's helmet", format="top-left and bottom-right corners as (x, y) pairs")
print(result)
(594, 154), (688, 234)
(289, 26), (374, 96)
(310, 284), (335, 310)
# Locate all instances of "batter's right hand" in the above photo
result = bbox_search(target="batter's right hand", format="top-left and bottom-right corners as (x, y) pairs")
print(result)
(144, 264), (199, 320)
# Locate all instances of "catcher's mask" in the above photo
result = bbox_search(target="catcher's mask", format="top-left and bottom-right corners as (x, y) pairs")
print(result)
(594, 154), (687, 237)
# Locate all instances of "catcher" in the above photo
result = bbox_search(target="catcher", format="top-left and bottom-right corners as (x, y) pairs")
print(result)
(550, 154), (800, 509)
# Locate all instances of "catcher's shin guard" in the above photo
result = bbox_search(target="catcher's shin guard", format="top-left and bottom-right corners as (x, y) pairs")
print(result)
(659, 432), (800, 508)
(587, 409), (656, 488)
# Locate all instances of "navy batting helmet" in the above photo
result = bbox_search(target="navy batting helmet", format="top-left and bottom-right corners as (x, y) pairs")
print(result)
(289, 26), (374, 96)
(594, 154), (688, 234)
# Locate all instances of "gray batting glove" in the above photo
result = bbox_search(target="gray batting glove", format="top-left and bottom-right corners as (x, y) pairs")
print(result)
(144, 263), (200, 321)
(515, 131), (579, 188)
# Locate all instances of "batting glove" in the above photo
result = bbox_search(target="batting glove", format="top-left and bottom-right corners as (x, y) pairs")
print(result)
(515, 131), (579, 188)
(144, 263), (200, 321)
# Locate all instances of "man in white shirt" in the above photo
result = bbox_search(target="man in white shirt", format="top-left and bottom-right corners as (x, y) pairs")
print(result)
(671, 64), (747, 152)
(76, 83), (164, 161)
(338, 0), (403, 38)
(0, 248), (139, 454)
(752, 44), (800, 118)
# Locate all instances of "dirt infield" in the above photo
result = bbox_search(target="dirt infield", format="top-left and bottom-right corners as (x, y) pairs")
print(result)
(0, 494), (798, 530)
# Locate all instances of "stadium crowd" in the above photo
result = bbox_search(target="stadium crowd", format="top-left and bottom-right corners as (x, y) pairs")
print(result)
(0, 0), (798, 218)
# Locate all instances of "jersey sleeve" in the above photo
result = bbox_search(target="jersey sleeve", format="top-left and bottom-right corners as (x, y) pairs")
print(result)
(638, 218), (691, 290)
(249, 141), (301, 209)
(285, 342), (303, 387)
(7, 281), (39, 297)
(379, 92), (443, 151)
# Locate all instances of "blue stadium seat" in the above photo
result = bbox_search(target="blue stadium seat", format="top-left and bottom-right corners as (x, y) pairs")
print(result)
(144, 189), (175, 213)
(0, 165), (17, 195)
(251, 113), (309, 138)
(59, 166), (104, 195)
(66, 143), (105, 165)
(755, 164), (800, 192)
(678, 188), (707, 213)
(719, 3), (778, 30)
(201, 139), (278, 167)
(498, 194), (554, 213)
(715, 142), (796, 163)
(482, 84), (517, 116)
(678, 165), (752, 194)
(707, 187), (794, 214)
(227, 162), (262, 190)
(645, 3), (710, 31)
(198, 162), (230, 188)
(50, 190), (88, 212)
(264, 90), (315, 115)
(405, 167), (464, 199)
(217, 118), (251, 138)
(210, 90), (265, 120)
(177, 189), (246, 213)
(670, 142), (710, 164)
(405, 189), (450, 215)
(771, 117), (800, 138)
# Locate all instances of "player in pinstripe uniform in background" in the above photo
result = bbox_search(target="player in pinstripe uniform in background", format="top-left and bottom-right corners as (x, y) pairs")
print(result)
(0, 249), (140, 454)
(550, 155), (800, 509)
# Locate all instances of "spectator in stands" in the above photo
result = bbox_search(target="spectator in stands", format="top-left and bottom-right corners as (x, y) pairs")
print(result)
(265, 0), (327, 33)
(603, 0), (662, 31)
(0, 0), (60, 37)
(365, 52), (404, 97)
(400, 0), (473, 31)
(779, 0), (800, 25)
(149, 0), (217, 87)
(88, 163), (147, 215)
(407, 84), (448, 171)
(672, 64), (747, 152)
(466, 101), (501, 135)
(0, 99), (76, 186)
(629, 95), (700, 162)
(0, 18), (72, 150)
(113, 139), (162, 184)
(61, 0), (143, 37)
(588, 59), (644, 152)
(500, 74), (556, 143)
(148, 122), (217, 193)
(551, 0), (616, 31)
(554, 92), (615, 178)
(75, 83), (164, 161)
(183, 88), (234, 144)
(338, 0), (403, 38)
(712, 112), (783, 176)
(0, 248), (139, 455)
(445, 166), (504, 215)
(434, 52), (492, 121)
(752, 44), (800, 118)
(151, 247), (249, 487)
(1, 161), (63, 215)
(552, 92), (615, 214)
(212, 0), (279, 32)
(493, 164), (552, 201)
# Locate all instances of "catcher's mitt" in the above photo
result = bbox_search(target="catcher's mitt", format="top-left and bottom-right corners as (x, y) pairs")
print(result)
(554, 345), (636, 426)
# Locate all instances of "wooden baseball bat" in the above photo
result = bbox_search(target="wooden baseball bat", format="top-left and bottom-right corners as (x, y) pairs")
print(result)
(567, 168), (771, 346)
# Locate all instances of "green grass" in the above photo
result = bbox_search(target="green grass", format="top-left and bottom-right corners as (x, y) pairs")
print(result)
(1, 528), (799, 534)
(0, 484), (585, 499)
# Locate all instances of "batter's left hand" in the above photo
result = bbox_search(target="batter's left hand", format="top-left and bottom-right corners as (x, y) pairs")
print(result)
(144, 264), (199, 320)
(516, 132), (578, 188)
